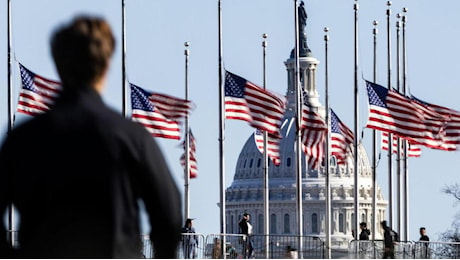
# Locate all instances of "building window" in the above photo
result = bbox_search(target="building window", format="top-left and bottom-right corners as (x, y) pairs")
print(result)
(258, 214), (264, 234)
(312, 213), (318, 233)
(243, 159), (247, 168)
(284, 214), (290, 233)
(287, 157), (291, 167)
(249, 159), (253, 168)
(339, 213), (344, 232)
(270, 214), (277, 234)
(257, 158), (261, 168)
(351, 213), (355, 231)
(231, 215), (234, 233)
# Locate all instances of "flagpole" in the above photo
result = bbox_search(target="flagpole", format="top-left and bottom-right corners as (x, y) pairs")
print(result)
(293, 0), (304, 256)
(353, 0), (360, 243)
(262, 33), (270, 259)
(395, 14), (402, 237)
(371, 20), (378, 243)
(184, 42), (191, 220)
(323, 27), (332, 259)
(386, 0), (394, 228)
(401, 7), (409, 241)
(121, 0), (128, 117)
(7, 0), (16, 248)
(217, 0), (227, 255)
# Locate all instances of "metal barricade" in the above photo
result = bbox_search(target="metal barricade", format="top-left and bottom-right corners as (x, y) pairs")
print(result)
(204, 233), (246, 259)
(348, 240), (384, 259)
(202, 234), (324, 259)
(413, 240), (460, 259)
(178, 233), (206, 259)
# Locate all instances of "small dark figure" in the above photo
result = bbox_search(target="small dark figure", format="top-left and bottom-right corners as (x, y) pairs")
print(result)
(181, 218), (198, 259)
(381, 221), (396, 259)
(359, 222), (371, 240)
(0, 15), (182, 258)
(419, 227), (429, 242)
(298, 1), (308, 32)
(239, 213), (254, 259)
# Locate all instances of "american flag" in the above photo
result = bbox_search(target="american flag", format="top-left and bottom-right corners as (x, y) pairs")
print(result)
(254, 129), (281, 166)
(381, 132), (421, 157)
(180, 129), (197, 178)
(301, 104), (327, 169)
(17, 63), (62, 116)
(365, 80), (452, 150)
(224, 71), (286, 137)
(411, 95), (460, 149)
(130, 83), (192, 140)
(330, 109), (354, 165)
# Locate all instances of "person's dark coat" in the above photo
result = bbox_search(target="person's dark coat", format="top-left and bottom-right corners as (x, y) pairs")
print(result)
(359, 229), (371, 240)
(0, 88), (182, 258)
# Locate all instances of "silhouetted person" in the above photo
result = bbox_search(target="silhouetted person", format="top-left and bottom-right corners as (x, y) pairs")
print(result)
(239, 213), (253, 259)
(359, 222), (370, 240)
(381, 221), (396, 259)
(0, 15), (181, 258)
(181, 218), (198, 258)
(419, 227), (429, 242)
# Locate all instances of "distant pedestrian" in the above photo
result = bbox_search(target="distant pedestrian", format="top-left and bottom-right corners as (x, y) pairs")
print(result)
(381, 221), (397, 259)
(419, 227), (429, 242)
(181, 218), (198, 259)
(418, 227), (431, 258)
(359, 222), (371, 240)
(239, 213), (253, 259)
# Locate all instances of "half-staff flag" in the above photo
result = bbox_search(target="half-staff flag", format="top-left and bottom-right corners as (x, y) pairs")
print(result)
(17, 63), (62, 116)
(381, 132), (421, 157)
(180, 129), (198, 178)
(224, 70), (286, 137)
(364, 80), (453, 151)
(300, 104), (327, 169)
(254, 129), (281, 166)
(130, 83), (192, 140)
(330, 109), (354, 165)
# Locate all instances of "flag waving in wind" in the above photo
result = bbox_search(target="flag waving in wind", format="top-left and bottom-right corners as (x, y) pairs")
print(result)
(365, 80), (452, 150)
(300, 104), (327, 169)
(130, 83), (192, 140)
(381, 132), (421, 157)
(254, 129), (281, 165)
(330, 109), (354, 165)
(410, 95), (460, 149)
(224, 70), (286, 137)
(17, 63), (62, 116)
(180, 129), (198, 178)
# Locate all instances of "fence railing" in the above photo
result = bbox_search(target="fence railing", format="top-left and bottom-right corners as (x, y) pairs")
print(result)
(348, 240), (460, 259)
(7, 230), (460, 259)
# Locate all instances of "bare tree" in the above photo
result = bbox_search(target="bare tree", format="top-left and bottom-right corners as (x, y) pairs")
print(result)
(440, 184), (460, 242)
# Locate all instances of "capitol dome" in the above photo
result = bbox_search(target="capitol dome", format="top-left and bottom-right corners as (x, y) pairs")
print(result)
(224, 16), (388, 246)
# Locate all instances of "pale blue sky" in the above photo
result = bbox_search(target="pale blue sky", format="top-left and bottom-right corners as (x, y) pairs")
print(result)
(1, 0), (459, 242)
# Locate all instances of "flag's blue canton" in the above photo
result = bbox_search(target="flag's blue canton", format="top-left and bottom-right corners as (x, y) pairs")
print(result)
(19, 65), (36, 92)
(366, 81), (387, 108)
(330, 110), (340, 134)
(255, 129), (262, 135)
(225, 71), (245, 98)
(130, 84), (155, 112)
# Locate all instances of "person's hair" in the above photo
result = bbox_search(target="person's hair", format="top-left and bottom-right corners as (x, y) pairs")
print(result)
(381, 220), (387, 227)
(360, 222), (367, 227)
(243, 213), (250, 217)
(51, 15), (115, 89)
(420, 227), (426, 231)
